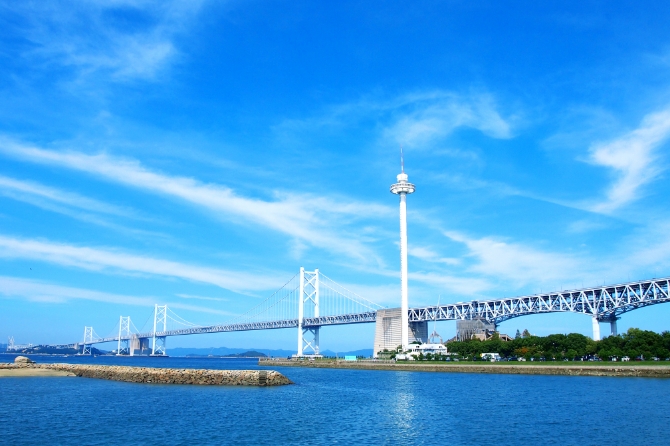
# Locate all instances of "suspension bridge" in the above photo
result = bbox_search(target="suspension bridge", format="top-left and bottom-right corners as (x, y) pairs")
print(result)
(7, 271), (670, 356)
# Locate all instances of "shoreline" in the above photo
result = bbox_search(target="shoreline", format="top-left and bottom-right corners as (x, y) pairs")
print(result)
(259, 359), (670, 378)
(0, 368), (75, 377)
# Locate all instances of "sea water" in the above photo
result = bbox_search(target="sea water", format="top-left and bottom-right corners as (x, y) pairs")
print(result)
(0, 355), (668, 445)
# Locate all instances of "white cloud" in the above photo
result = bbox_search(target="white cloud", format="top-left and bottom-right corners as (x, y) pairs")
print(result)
(587, 109), (670, 213)
(273, 90), (514, 151)
(445, 231), (585, 288)
(0, 175), (133, 217)
(0, 139), (392, 261)
(408, 271), (491, 298)
(624, 221), (670, 276)
(382, 92), (513, 148)
(408, 245), (460, 265)
(176, 293), (227, 302)
(4, 0), (205, 81)
(0, 174), (172, 239)
(351, 266), (493, 304)
(0, 235), (284, 293)
(0, 275), (233, 316)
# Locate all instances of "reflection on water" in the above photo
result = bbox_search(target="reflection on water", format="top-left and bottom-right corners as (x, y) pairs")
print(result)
(388, 371), (416, 432)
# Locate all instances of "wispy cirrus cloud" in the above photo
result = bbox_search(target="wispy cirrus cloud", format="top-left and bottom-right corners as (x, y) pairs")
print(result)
(0, 275), (234, 316)
(0, 235), (284, 294)
(380, 92), (514, 148)
(0, 139), (393, 261)
(0, 175), (133, 217)
(408, 245), (460, 266)
(445, 231), (586, 289)
(274, 90), (515, 150)
(176, 293), (228, 302)
(0, 174), (170, 239)
(586, 109), (670, 213)
(408, 271), (492, 298)
(3, 0), (206, 82)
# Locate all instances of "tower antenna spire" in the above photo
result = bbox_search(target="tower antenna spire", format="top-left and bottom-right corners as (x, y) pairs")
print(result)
(400, 144), (405, 173)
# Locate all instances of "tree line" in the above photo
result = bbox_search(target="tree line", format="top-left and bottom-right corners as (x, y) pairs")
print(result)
(446, 328), (670, 361)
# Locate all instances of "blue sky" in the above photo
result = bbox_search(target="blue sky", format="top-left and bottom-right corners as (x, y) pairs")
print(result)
(2, 1), (670, 351)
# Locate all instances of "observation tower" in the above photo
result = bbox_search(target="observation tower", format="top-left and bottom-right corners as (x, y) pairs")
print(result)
(390, 152), (415, 350)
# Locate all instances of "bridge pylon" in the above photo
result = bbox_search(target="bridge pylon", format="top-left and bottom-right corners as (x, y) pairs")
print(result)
(297, 267), (320, 357)
(151, 304), (167, 356)
(591, 316), (601, 341)
(608, 316), (619, 336)
(116, 316), (131, 355)
(81, 326), (93, 355)
(596, 314), (619, 337)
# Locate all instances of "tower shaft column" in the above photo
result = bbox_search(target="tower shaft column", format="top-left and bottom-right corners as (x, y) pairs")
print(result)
(399, 193), (409, 350)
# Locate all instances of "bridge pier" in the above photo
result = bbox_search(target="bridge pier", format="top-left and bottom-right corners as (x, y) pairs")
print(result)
(602, 315), (619, 337)
(137, 337), (151, 355)
(592, 317), (601, 341)
(610, 318), (618, 336)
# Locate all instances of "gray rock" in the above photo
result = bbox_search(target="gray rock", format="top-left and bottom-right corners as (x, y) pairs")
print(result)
(14, 356), (35, 364)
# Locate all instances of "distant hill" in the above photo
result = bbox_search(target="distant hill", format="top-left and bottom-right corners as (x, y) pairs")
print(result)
(185, 350), (268, 358)
(223, 351), (267, 358)
(168, 347), (373, 358)
(321, 349), (373, 358)
(6, 346), (108, 355)
(170, 347), (295, 358)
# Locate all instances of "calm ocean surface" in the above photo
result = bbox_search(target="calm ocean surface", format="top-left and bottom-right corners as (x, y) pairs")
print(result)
(1, 354), (669, 445)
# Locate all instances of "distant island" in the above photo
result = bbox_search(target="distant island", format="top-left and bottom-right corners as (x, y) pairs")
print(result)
(2, 346), (108, 356)
(186, 351), (268, 358)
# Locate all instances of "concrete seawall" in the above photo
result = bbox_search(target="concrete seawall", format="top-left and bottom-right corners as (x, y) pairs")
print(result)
(0, 363), (292, 386)
(259, 359), (670, 378)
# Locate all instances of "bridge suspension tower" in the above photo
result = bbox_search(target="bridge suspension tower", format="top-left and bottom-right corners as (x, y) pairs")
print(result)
(116, 316), (131, 355)
(152, 304), (167, 356)
(81, 326), (93, 355)
(297, 267), (320, 356)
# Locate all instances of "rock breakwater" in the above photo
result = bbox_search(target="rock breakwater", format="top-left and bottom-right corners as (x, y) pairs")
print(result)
(0, 362), (292, 386)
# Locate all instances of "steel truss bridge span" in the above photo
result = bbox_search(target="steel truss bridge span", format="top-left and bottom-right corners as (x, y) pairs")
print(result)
(408, 277), (670, 340)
